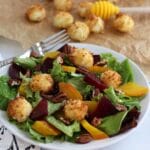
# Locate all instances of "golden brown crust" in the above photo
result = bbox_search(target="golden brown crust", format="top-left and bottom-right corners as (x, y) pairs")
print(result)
(30, 74), (54, 93)
(113, 14), (134, 33)
(78, 2), (92, 18)
(86, 15), (104, 33)
(7, 97), (32, 122)
(64, 99), (88, 121)
(69, 48), (94, 68)
(54, 0), (72, 11)
(26, 4), (46, 22)
(53, 11), (74, 29)
(67, 21), (90, 41)
(101, 70), (122, 88)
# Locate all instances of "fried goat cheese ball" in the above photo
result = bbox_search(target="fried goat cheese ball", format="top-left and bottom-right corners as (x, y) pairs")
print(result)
(86, 15), (104, 33)
(26, 4), (46, 22)
(69, 48), (94, 68)
(78, 1), (93, 18)
(64, 100), (88, 121)
(30, 74), (54, 93)
(67, 21), (90, 41)
(113, 14), (134, 33)
(53, 11), (74, 29)
(101, 70), (122, 88)
(54, 0), (72, 11)
(7, 97), (32, 122)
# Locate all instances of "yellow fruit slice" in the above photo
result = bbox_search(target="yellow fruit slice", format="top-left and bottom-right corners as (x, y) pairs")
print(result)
(81, 119), (108, 140)
(118, 82), (149, 97)
(32, 121), (61, 136)
(88, 65), (109, 73)
(59, 82), (83, 100)
(62, 65), (76, 73)
(84, 101), (98, 113)
(43, 51), (60, 61)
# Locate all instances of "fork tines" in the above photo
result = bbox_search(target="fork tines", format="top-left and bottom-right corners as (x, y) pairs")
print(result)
(41, 30), (71, 52)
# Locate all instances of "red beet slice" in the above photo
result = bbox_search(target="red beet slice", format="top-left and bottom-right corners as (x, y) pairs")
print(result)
(88, 96), (118, 121)
(30, 99), (48, 121)
(40, 58), (53, 73)
(8, 63), (26, 80)
(84, 73), (107, 91)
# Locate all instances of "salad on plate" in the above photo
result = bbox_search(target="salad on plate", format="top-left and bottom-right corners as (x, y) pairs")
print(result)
(0, 44), (148, 144)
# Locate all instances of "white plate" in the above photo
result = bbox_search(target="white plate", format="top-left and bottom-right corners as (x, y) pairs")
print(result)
(0, 43), (150, 150)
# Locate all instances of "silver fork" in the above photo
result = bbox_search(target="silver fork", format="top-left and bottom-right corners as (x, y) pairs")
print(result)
(0, 29), (70, 68)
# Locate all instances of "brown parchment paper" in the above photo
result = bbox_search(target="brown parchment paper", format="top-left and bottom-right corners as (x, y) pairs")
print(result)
(0, 0), (149, 79)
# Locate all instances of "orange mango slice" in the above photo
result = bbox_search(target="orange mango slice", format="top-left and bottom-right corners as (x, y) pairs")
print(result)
(32, 120), (61, 136)
(118, 82), (149, 97)
(62, 65), (76, 73)
(59, 82), (83, 100)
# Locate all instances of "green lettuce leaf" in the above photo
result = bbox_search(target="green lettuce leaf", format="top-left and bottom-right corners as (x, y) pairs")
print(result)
(101, 53), (134, 83)
(46, 116), (80, 137)
(48, 101), (64, 115)
(29, 128), (54, 143)
(118, 59), (134, 83)
(0, 76), (17, 110)
(98, 111), (128, 136)
(67, 77), (93, 99)
(11, 119), (54, 143)
(104, 86), (141, 110)
(14, 57), (42, 69)
(51, 61), (68, 82)
(100, 53), (120, 71)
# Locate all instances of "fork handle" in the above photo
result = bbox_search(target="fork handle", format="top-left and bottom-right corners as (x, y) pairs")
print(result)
(0, 57), (14, 68)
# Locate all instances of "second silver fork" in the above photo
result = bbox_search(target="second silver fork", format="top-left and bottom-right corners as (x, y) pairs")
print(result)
(0, 29), (70, 68)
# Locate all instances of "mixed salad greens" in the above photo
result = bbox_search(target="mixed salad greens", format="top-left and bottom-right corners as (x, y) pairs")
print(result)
(0, 45), (148, 144)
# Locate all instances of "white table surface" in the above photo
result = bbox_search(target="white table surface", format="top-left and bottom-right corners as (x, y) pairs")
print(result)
(0, 37), (149, 150)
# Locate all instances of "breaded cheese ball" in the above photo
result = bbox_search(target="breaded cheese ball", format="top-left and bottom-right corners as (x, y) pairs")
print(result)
(101, 70), (122, 88)
(64, 99), (88, 121)
(113, 14), (134, 33)
(78, 2), (92, 18)
(7, 97), (32, 122)
(69, 48), (94, 68)
(54, 0), (72, 11)
(67, 21), (90, 41)
(53, 11), (74, 29)
(26, 4), (46, 22)
(30, 74), (54, 93)
(86, 15), (104, 33)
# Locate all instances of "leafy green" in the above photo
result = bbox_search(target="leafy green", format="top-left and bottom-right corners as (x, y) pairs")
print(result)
(104, 86), (141, 110)
(51, 61), (68, 82)
(117, 93), (141, 110)
(46, 116), (80, 137)
(100, 53), (120, 71)
(0, 76), (17, 110)
(67, 77), (93, 99)
(10, 118), (33, 132)
(118, 59), (134, 83)
(59, 132), (81, 143)
(14, 57), (41, 69)
(11, 119), (54, 143)
(48, 101), (64, 115)
(99, 111), (128, 136)
(63, 55), (74, 66)
(20, 74), (41, 107)
(29, 92), (41, 108)
(29, 128), (54, 143)
(101, 53), (134, 83)
(92, 93), (103, 101)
